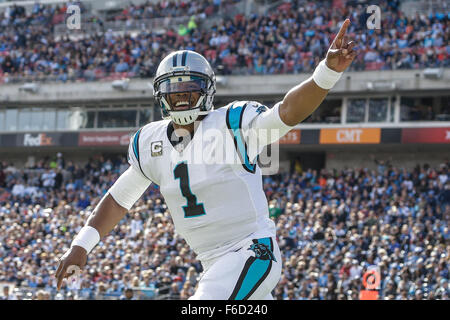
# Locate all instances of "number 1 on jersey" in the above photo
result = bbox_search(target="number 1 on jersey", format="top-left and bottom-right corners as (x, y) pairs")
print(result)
(174, 162), (206, 218)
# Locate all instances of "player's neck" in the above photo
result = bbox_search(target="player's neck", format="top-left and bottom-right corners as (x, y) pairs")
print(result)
(173, 122), (195, 136)
(172, 116), (205, 136)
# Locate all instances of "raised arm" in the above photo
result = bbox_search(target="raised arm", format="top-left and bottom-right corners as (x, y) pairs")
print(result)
(244, 19), (357, 160)
(279, 19), (357, 126)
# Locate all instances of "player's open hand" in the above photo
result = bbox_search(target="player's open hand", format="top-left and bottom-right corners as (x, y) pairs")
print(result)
(325, 19), (357, 72)
(55, 245), (87, 291)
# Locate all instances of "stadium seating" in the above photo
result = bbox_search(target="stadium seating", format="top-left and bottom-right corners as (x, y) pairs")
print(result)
(0, 156), (448, 300)
(0, 0), (448, 84)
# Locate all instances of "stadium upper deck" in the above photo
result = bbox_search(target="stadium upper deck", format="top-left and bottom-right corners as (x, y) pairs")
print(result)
(0, 0), (448, 84)
(0, 0), (448, 170)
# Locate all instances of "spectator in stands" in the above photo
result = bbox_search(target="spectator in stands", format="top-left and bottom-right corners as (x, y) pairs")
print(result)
(1, 285), (16, 300)
(120, 287), (135, 300)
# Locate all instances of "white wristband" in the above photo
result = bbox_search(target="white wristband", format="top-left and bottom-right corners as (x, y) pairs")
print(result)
(312, 59), (343, 90)
(71, 226), (100, 254)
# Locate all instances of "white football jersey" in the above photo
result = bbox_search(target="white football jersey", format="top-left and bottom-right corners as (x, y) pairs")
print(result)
(127, 101), (288, 262)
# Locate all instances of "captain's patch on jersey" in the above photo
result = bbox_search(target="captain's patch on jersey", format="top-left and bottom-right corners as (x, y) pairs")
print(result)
(151, 141), (163, 157)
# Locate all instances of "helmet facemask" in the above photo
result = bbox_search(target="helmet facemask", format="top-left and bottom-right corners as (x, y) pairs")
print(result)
(154, 72), (215, 126)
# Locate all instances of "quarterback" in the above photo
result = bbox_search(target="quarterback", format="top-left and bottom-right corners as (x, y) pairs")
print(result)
(56, 19), (356, 299)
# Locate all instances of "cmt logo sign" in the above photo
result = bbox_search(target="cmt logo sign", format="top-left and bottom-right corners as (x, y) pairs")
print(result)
(23, 133), (53, 147)
(320, 128), (381, 144)
(337, 129), (363, 143)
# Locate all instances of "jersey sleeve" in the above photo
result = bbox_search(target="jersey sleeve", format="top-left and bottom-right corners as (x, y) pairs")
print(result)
(108, 166), (152, 210)
(108, 128), (153, 210)
(225, 100), (294, 170)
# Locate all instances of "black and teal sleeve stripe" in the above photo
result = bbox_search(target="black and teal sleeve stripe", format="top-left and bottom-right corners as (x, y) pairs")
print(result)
(226, 102), (256, 173)
(130, 128), (149, 179)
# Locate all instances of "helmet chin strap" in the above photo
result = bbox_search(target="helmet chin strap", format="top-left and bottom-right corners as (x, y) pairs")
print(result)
(162, 95), (207, 125)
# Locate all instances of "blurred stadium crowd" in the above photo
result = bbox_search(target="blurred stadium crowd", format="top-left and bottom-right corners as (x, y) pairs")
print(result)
(0, 154), (448, 300)
(0, 0), (448, 83)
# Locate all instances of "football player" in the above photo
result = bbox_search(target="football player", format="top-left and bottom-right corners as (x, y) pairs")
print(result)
(56, 19), (356, 299)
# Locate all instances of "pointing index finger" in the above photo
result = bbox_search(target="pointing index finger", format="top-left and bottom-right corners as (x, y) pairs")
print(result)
(337, 19), (350, 38)
(333, 19), (351, 47)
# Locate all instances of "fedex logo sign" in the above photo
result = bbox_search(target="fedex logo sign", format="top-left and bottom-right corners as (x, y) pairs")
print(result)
(23, 133), (53, 147)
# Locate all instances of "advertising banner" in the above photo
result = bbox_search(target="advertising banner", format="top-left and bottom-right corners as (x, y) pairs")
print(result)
(78, 131), (132, 146)
(279, 130), (301, 144)
(320, 128), (381, 144)
(402, 127), (450, 144)
(12, 133), (78, 147)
